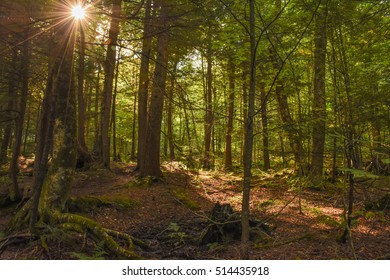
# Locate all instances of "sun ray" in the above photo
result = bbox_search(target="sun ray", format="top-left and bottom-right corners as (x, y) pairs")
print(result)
(72, 5), (86, 20)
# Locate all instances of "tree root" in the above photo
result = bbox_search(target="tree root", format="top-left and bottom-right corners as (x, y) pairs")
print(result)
(51, 211), (142, 259)
(0, 233), (38, 255)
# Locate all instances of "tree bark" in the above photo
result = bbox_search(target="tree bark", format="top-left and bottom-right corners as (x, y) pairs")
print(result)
(29, 14), (77, 230)
(167, 62), (177, 160)
(225, 55), (235, 170)
(241, 0), (256, 259)
(310, 3), (328, 180)
(203, 26), (213, 170)
(137, 0), (153, 170)
(260, 82), (271, 170)
(101, 0), (122, 168)
(140, 0), (170, 178)
(77, 26), (88, 153)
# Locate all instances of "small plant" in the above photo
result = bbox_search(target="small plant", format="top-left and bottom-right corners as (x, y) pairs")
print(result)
(167, 222), (188, 244)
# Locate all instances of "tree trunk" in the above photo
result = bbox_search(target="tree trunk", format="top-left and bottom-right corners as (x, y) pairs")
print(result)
(225, 55), (235, 170)
(140, 0), (170, 178)
(0, 49), (18, 165)
(241, 0), (256, 259)
(203, 26), (213, 170)
(77, 26), (88, 153)
(29, 15), (77, 229)
(101, 0), (122, 168)
(8, 29), (30, 201)
(112, 48), (121, 161)
(310, 3), (328, 180)
(137, 0), (153, 170)
(260, 82), (271, 170)
(167, 62), (177, 161)
(93, 65), (101, 154)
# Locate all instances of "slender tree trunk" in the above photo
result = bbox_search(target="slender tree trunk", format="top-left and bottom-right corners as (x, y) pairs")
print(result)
(112, 49), (121, 161)
(260, 82), (271, 170)
(131, 87), (137, 159)
(310, 3), (328, 180)
(225, 55), (235, 170)
(137, 0), (153, 170)
(8, 29), (30, 200)
(93, 66), (101, 154)
(338, 26), (357, 248)
(23, 101), (31, 155)
(203, 26), (213, 170)
(101, 0), (122, 168)
(140, 0), (170, 178)
(167, 62), (177, 160)
(77, 26), (88, 153)
(241, 0), (256, 259)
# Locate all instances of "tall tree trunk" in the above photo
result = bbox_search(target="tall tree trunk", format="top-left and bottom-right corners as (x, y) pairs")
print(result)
(260, 82), (271, 170)
(338, 26), (357, 249)
(131, 85), (137, 159)
(167, 62), (177, 160)
(38, 33), (77, 220)
(77, 26), (88, 153)
(241, 0), (256, 259)
(30, 16), (77, 230)
(93, 65), (101, 154)
(310, 3), (328, 180)
(225, 55), (235, 170)
(137, 0), (153, 170)
(140, 0), (170, 178)
(203, 26), (213, 170)
(101, 0), (122, 168)
(112, 49), (121, 161)
(0, 49), (18, 165)
(8, 29), (30, 201)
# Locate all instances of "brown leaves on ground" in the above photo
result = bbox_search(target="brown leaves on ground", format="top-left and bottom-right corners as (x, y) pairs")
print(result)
(0, 162), (389, 259)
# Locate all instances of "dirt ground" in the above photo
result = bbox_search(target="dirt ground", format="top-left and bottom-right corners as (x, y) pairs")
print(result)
(0, 162), (389, 259)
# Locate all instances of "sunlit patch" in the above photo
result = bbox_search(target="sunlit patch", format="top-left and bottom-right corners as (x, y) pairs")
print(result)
(72, 5), (86, 20)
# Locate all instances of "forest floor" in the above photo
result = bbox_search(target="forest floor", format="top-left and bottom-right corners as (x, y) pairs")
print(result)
(0, 161), (389, 260)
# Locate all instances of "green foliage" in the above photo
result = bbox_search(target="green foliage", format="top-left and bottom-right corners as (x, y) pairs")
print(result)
(70, 241), (107, 260)
(166, 222), (188, 244)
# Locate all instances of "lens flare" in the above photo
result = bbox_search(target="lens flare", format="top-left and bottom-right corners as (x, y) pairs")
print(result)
(72, 5), (86, 20)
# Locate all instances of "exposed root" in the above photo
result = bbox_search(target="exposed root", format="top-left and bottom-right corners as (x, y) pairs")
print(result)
(0, 233), (38, 255)
(51, 211), (142, 259)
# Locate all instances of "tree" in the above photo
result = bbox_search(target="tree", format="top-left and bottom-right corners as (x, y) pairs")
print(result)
(241, 0), (256, 259)
(310, 0), (328, 181)
(225, 54), (235, 170)
(101, 0), (122, 168)
(140, 0), (170, 178)
(136, 0), (153, 170)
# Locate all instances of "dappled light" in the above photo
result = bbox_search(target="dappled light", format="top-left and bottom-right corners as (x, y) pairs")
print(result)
(0, 0), (389, 263)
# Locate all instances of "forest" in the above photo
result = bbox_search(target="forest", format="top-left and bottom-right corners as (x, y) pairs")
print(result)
(0, 0), (389, 260)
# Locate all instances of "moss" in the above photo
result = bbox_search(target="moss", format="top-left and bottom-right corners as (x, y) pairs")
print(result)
(171, 187), (201, 210)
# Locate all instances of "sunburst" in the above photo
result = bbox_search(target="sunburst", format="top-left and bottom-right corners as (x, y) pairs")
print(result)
(72, 5), (86, 20)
